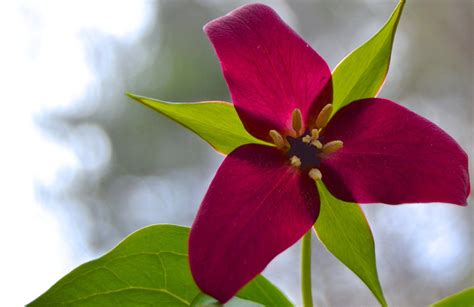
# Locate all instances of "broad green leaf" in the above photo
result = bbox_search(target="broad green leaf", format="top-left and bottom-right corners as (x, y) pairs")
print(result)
(126, 93), (269, 155)
(314, 182), (386, 306)
(430, 287), (474, 307)
(29, 224), (291, 306)
(331, 0), (405, 115)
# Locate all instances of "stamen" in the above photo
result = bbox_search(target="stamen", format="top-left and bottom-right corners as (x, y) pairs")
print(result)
(322, 140), (343, 154)
(269, 129), (285, 149)
(292, 108), (303, 136)
(308, 168), (322, 181)
(311, 129), (319, 139)
(290, 155), (301, 168)
(302, 135), (312, 143)
(315, 104), (333, 129)
(311, 140), (323, 149)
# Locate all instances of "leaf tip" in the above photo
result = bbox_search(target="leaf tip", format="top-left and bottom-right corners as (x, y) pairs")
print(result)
(124, 91), (140, 100)
(395, 0), (406, 17)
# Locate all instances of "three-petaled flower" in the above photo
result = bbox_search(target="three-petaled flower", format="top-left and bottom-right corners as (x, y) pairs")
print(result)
(188, 3), (470, 303)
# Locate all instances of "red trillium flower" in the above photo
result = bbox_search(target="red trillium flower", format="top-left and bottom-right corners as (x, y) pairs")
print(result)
(189, 3), (470, 303)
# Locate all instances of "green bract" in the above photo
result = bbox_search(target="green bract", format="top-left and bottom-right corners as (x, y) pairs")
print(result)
(331, 0), (405, 116)
(314, 182), (386, 306)
(126, 93), (269, 155)
(28, 225), (291, 306)
(430, 287), (474, 307)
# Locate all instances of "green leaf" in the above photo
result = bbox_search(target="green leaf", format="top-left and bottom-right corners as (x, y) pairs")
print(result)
(430, 287), (474, 307)
(29, 224), (292, 306)
(189, 271), (292, 307)
(236, 275), (292, 306)
(126, 93), (269, 155)
(314, 182), (386, 306)
(331, 0), (405, 115)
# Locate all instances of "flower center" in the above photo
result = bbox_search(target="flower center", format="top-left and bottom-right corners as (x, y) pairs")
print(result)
(268, 105), (343, 181)
(286, 132), (321, 170)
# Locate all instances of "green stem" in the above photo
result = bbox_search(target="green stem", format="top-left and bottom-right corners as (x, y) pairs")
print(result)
(301, 230), (313, 307)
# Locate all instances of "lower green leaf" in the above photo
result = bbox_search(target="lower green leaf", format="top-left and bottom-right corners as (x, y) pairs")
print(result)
(237, 275), (293, 306)
(126, 93), (269, 155)
(314, 182), (386, 306)
(28, 224), (291, 306)
(430, 287), (474, 307)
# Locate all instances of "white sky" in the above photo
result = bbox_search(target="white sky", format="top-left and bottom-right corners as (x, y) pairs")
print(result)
(0, 0), (152, 305)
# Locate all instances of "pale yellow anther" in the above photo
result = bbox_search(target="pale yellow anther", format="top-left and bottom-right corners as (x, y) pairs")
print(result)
(322, 140), (343, 154)
(308, 168), (322, 181)
(311, 140), (323, 149)
(290, 155), (301, 168)
(292, 108), (303, 136)
(311, 129), (320, 139)
(302, 135), (312, 143)
(315, 104), (333, 129)
(269, 129), (285, 149)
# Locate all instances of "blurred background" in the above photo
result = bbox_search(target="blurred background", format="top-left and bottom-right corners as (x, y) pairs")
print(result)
(1, 0), (472, 306)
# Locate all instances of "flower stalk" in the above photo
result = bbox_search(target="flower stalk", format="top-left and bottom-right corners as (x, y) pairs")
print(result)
(301, 230), (313, 307)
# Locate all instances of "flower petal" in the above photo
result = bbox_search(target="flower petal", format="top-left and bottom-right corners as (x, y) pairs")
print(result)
(320, 98), (470, 206)
(204, 4), (332, 142)
(189, 144), (320, 302)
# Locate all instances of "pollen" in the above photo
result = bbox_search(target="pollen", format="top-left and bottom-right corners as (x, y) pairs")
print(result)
(308, 168), (322, 181)
(302, 135), (312, 143)
(290, 155), (302, 168)
(292, 108), (303, 136)
(311, 139), (323, 149)
(269, 129), (285, 149)
(311, 129), (319, 139)
(322, 140), (343, 154)
(315, 104), (333, 129)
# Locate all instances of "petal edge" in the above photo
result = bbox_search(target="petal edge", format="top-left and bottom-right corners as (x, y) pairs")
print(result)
(321, 98), (470, 206)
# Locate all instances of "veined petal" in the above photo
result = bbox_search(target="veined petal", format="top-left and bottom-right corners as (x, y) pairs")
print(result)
(189, 144), (320, 302)
(320, 98), (470, 206)
(204, 4), (332, 142)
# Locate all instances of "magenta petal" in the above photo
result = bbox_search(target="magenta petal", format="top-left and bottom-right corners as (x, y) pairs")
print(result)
(321, 98), (470, 206)
(204, 4), (332, 142)
(189, 144), (320, 302)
